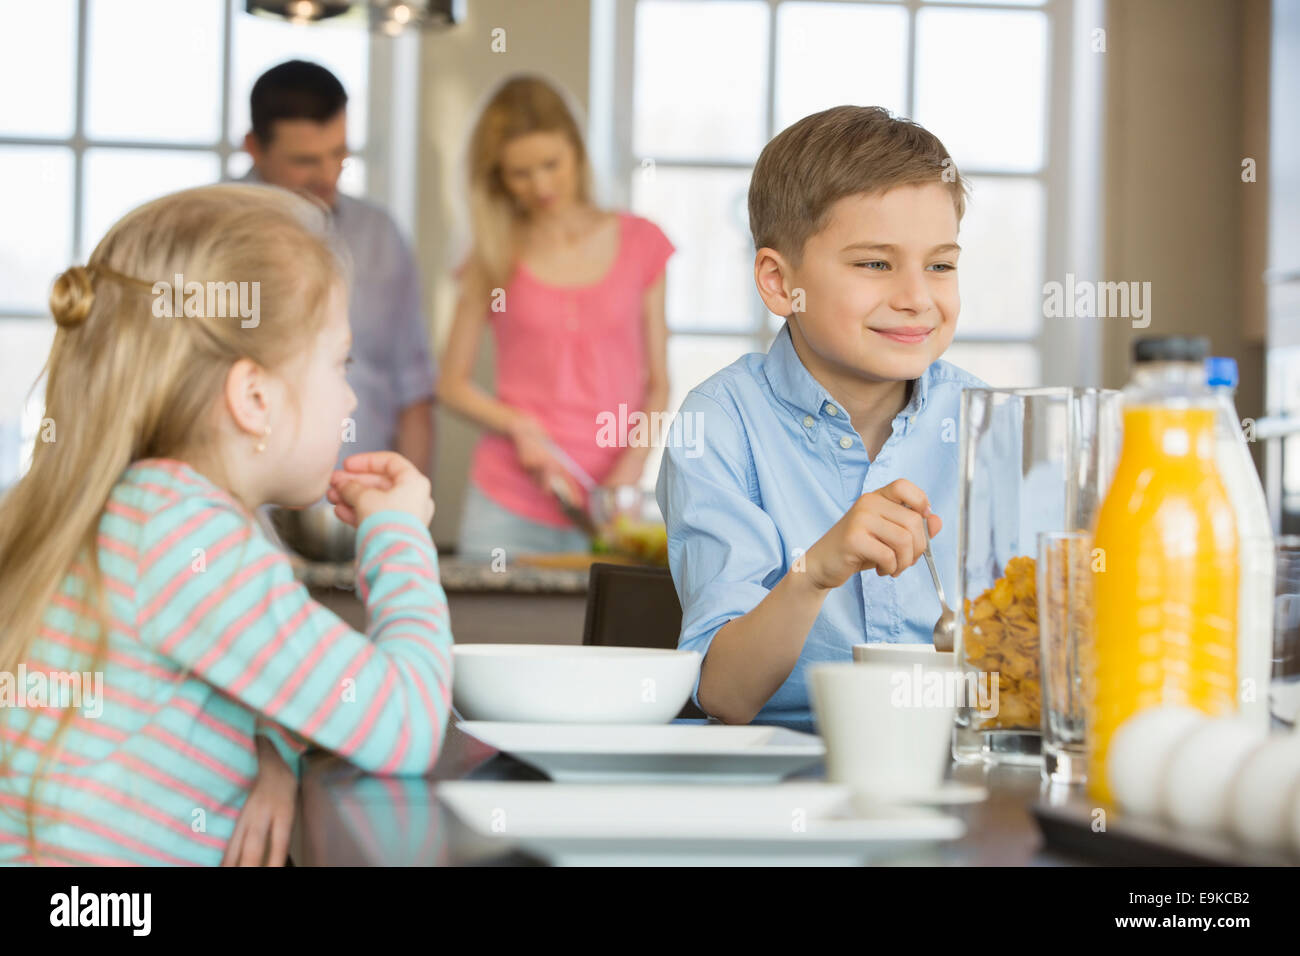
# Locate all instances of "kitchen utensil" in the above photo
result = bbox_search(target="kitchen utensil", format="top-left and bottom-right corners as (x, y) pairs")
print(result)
(454, 721), (825, 784)
(920, 518), (956, 652)
(437, 781), (965, 866)
(451, 644), (701, 724)
(267, 501), (356, 563)
(809, 660), (956, 810)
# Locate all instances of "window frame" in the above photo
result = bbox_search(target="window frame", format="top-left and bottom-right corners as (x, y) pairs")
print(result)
(595, 0), (1105, 388)
(0, 0), (406, 320)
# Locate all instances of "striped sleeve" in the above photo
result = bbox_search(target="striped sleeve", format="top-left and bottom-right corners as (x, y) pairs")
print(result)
(135, 498), (452, 776)
(254, 716), (310, 775)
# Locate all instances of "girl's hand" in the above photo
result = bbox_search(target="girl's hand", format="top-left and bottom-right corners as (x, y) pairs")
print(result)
(327, 451), (435, 528)
(223, 736), (296, 867)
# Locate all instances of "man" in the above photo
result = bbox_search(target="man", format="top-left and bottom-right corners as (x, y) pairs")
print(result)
(240, 59), (436, 479)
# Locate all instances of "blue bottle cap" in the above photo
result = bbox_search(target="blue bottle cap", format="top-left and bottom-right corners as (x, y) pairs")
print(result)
(1205, 356), (1238, 388)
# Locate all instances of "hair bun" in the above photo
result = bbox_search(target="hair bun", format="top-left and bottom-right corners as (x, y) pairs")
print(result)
(50, 265), (96, 329)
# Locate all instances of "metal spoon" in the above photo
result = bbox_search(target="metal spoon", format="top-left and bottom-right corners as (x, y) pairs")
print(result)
(919, 517), (957, 652)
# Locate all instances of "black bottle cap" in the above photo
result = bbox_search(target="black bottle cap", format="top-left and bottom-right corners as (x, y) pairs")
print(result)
(1133, 336), (1209, 364)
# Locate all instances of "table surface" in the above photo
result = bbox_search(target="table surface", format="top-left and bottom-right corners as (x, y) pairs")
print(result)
(297, 721), (1094, 866)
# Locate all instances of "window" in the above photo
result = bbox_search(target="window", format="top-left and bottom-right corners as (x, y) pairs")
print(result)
(0, 0), (387, 488)
(596, 0), (1103, 487)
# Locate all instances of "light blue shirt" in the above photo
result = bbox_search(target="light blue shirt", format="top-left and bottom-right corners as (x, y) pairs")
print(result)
(238, 170), (437, 460)
(656, 323), (987, 723)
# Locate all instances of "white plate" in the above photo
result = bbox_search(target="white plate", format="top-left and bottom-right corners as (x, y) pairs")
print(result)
(855, 780), (989, 807)
(437, 781), (965, 866)
(457, 721), (826, 784)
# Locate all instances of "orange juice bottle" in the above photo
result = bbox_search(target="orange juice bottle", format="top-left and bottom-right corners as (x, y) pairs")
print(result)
(1088, 336), (1238, 804)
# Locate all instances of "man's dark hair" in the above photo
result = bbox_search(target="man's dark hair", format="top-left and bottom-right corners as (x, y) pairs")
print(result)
(250, 60), (348, 144)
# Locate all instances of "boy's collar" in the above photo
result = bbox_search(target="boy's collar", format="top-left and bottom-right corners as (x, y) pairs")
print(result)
(763, 322), (931, 422)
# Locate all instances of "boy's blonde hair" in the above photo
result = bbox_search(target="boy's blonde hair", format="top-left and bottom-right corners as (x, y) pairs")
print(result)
(464, 74), (595, 288)
(749, 105), (969, 267)
(0, 183), (346, 858)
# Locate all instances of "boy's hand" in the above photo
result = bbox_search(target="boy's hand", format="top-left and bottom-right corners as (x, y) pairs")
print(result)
(802, 479), (942, 591)
(223, 736), (296, 867)
(327, 451), (435, 528)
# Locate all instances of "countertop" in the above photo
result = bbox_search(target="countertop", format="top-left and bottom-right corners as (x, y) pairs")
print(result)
(288, 552), (591, 594)
(295, 722), (1089, 867)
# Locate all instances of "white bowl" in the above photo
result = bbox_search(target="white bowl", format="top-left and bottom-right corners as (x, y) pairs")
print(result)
(452, 644), (701, 724)
(853, 642), (955, 668)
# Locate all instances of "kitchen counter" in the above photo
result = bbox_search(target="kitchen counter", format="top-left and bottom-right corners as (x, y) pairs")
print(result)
(288, 553), (590, 594)
(294, 722), (1089, 867)
(290, 553), (594, 645)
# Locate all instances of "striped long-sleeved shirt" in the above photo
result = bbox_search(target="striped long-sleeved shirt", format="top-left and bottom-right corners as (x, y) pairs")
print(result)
(0, 458), (453, 866)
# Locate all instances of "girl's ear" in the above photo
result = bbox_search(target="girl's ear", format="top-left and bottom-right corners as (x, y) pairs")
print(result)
(223, 358), (273, 438)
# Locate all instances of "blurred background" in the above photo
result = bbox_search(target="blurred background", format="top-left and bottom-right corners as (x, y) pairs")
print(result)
(0, 0), (1296, 550)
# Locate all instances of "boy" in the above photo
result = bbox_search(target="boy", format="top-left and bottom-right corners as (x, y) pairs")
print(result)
(656, 105), (985, 726)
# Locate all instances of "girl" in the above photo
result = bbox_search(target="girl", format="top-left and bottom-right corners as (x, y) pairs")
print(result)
(0, 184), (452, 866)
(438, 75), (675, 558)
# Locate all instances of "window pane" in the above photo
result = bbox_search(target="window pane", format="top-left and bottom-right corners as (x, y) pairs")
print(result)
(85, 0), (224, 143)
(0, 320), (55, 491)
(632, 165), (755, 332)
(954, 176), (1044, 337)
(640, 333), (760, 490)
(944, 342), (1040, 388)
(339, 155), (366, 197)
(80, 149), (222, 259)
(0, 147), (74, 313)
(0, 0), (76, 137)
(229, 1), (369, 149)
(634, 0), (768, 161)
(914, 8), (1048, 172)
(774, 2), (908, 132)
(930, 0), (1043, 5)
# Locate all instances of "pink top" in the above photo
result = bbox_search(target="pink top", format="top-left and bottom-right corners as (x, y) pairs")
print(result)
(469, 211), (676, 527)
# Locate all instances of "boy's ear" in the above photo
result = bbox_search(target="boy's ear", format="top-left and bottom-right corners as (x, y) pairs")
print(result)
(753, 247), (796, 318)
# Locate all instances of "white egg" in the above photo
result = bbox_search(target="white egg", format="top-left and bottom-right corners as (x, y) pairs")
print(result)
(1227, 733), (1300, 849)
(1162, 717), (1267, 833)
(1107, 706), (1206, 818)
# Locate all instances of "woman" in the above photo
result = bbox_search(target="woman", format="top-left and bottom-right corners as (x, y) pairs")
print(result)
(439, 75), (674, 559)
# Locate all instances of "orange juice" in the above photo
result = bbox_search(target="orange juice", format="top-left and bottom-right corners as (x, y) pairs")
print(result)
(1088, 403), (1238, 804)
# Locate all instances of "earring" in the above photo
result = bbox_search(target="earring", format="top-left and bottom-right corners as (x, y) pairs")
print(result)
(255, 423), (271, 453)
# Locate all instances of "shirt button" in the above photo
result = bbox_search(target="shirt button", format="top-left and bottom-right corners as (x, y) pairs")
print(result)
(802, 415), (814, 428)
(909, 415), (916, 424)
(825, 403), (839, 416)
(839, 436), (852, 450)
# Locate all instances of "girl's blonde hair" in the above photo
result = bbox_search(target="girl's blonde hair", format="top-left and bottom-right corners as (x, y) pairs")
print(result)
(0, 183), (346, 859)
(465, 74), (595, 288)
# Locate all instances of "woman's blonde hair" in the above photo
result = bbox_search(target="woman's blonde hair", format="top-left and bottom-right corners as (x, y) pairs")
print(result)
(0, 183), (346, 860)
(464, 74), (595, 288)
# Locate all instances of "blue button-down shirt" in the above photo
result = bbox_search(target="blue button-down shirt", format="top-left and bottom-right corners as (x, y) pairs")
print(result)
(656, 323), (987, 723)
(238, 170), (436, 460)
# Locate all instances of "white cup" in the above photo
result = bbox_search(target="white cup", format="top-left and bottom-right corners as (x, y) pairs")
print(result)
(810, 653), (956, 806)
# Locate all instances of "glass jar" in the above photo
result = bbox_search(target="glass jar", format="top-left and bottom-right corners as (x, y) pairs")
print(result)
(953, 387), (1121, 765)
